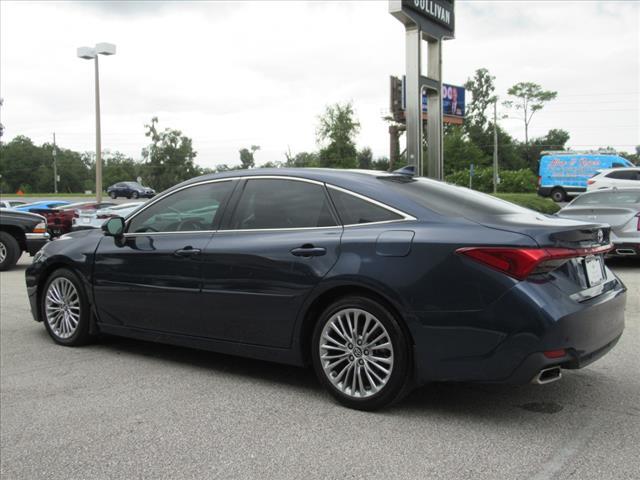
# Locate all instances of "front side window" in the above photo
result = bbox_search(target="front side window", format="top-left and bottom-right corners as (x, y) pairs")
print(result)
(128, 181), (234, 233)
(328, 188), (403, 225)
(229, 179), (336, 230)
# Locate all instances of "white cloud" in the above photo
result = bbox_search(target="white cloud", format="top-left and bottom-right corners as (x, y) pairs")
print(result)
(1, 0), (638, 169)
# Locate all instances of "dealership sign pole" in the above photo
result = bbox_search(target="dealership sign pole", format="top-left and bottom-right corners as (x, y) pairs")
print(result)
(390, 0), (455, 179)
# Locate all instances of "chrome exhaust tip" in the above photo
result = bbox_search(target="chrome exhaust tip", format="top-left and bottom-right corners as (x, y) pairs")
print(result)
(615, 249), (636, 256)
(531, 367), (562, 385)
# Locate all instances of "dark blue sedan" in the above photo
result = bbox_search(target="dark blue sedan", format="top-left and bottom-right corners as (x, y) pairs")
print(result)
(25, 169), (626, 410)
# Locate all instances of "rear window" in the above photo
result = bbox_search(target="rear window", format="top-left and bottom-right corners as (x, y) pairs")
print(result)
(571, 191), (640, 206)
(382, 177), (534, 217)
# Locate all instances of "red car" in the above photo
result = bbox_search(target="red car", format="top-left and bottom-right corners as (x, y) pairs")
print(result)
(32, 202), (116, 237)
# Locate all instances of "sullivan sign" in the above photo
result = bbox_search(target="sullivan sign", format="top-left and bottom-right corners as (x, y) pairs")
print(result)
(402, 0), (454, 33)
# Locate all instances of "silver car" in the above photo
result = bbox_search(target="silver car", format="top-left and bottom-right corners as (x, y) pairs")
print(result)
(72, 202), (145, 231)
(557, 188), (640, 257)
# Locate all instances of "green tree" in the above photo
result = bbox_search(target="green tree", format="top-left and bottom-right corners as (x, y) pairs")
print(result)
(316, 102), (360, 169)
(142, 117), (199, 191)
(357, 147), (373, 169)
(284, 151), (320, 168)
(503, 82), (557, 145)
(102, 151), (145, 188)
(463, 68), (496, 131)
(239, 145), (260, 169)
(443, 126), (491, 175)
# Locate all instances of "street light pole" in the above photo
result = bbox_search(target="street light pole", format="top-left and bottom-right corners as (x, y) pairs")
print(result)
(77, 42), (115, 203)
(493, 99), (499, 194)
(94, 55), (102, 202)
(52, 132), (58, 194)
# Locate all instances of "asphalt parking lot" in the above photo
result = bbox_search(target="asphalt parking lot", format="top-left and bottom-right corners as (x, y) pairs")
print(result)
(1, 256), (638, 480)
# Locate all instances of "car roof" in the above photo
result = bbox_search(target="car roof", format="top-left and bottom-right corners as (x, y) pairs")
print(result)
(596, 167), (639, 173)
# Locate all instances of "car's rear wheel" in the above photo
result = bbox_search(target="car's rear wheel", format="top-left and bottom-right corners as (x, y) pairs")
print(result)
(0, 232), (21, 271)
(311, 296), (411, 411)
(109, 191), (117, 199)
(41, 269), (92, 346)
(550, 187), (566, 202)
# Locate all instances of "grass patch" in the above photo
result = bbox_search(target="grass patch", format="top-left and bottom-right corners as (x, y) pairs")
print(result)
(494, 193), (560, 214)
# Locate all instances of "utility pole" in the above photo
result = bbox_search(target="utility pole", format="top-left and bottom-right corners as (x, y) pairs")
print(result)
(52, 133), (58, 194)
(493, 99), (499, 194)
(94, 55), (103, 202)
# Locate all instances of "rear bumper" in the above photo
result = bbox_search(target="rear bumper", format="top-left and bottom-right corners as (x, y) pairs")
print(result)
(411, 274), (626, 385)
(25, 232), (49, 256)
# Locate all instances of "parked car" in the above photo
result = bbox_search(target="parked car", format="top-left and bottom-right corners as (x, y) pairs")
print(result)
(557, 188), (639, 257)
(0, 200), (27, 209)
(0, 209), (49, 270)
(14, 200), (71, 212)
(107, 182), (155, 199)
(26, 169), (626, 410)
(72, 202), (145, 231)
(32, 201), (117, 237)
(586, 167), (640, 192)
(537, 151), (634, 202)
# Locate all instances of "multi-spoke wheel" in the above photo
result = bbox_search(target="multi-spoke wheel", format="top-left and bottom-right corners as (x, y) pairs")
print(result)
(41, 269), (92, 346)
(312, 296), (411, 410)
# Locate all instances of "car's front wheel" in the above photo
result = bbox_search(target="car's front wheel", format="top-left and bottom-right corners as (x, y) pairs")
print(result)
(109, 191), (117, 199)
(131, 191), (139, 199)
(311, 296), (411, 411)
(0, 232), (21, 271)
(41, 269), (92, 346)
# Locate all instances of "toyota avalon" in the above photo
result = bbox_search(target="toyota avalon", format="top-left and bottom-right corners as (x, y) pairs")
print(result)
(25, 169), (626, 410)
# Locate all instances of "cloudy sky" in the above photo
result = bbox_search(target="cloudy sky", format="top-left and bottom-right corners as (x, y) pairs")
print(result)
(1, 0), (638, 169)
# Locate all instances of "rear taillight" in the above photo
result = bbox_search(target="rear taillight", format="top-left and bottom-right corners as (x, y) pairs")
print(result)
(537, 176), (541, 187)
(587, 179), (596, 185)
(32, 221), (47, 234)
(636, 213), (640, 231)
(97, 213), (114, 219)
(457, 245), (613, 280)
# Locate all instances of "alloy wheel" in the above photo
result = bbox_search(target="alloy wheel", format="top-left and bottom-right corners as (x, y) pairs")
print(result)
(0, 241), (6, 264)
(45, 277), (81, 339)
(319, 308), (394, 399)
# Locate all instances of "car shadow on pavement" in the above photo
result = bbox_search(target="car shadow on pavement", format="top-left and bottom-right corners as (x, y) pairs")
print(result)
(86, 332), (605, 418)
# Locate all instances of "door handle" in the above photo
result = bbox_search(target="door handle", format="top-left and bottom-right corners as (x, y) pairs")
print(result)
(174, 247), (201, 257)
(290, 245), (326, 257)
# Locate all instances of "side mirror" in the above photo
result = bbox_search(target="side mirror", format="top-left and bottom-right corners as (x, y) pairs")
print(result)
(102, 216), (125, 237)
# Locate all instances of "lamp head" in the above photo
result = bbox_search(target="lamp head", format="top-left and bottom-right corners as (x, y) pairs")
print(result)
(77, 47), (96, 60)
(95, 43), (116, 56)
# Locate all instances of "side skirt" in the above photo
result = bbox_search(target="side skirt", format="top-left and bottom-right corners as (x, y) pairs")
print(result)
(96, 323), (305, 367)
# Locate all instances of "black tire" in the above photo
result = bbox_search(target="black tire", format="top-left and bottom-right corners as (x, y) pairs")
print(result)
(131, 191), (139, 199)
(0, 231), (21, 271)
(41, 268), (93, 346)
(550, 187), (566, 203)
(109, 191), (117, 199)
(311, 296), (411, 411)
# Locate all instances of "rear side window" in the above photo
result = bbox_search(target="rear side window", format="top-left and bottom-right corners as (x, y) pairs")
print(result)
(382, 177), (534, 217)
(606, 170), (636, 180)
(229, 179), (336, 230)
(328, 188), (403, 225)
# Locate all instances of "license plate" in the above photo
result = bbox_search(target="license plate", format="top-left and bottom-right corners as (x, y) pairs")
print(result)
(584, 255), (604, 287)
(82, 217), (90, 223)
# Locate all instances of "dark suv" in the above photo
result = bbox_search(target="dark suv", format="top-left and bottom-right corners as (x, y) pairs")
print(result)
(0, 209), (50, 270)
(107, 182), (155, 199)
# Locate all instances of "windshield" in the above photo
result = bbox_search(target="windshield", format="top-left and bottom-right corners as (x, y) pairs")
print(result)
(570, 191), (640, 206)
(381, 176), (535, 217)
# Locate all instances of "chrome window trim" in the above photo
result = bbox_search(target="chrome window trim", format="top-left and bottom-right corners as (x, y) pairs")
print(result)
(123, 174), (416, 236)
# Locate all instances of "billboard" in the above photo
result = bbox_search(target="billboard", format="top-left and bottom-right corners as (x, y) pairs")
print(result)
(422, 84), (465, 117)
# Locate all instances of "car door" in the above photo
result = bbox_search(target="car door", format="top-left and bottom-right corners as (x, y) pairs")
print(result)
(199, 177), (342, 348)
(93, 179), (236, 335)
